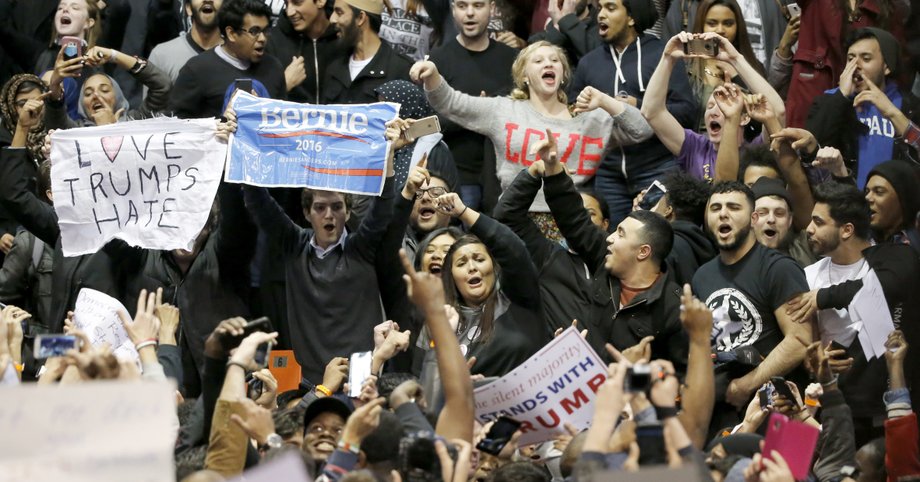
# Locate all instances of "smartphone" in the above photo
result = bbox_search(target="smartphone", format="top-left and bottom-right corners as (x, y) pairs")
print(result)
(235, 78), (253, 94)
(476, 416), (522, 456)
(785, 2), (801, 18)
(405, 115), (441, 142)
(769, 377), (799, 407)
(347, 351), (373, 398)
(639, 180), (667, 210)
(33, 334), (77, 358)
(243, 317), (272, 337)
(253, 341), (272, 369)
(625, 364), (652, 393)
(762, 412), (820, 480)
(758, 383), (775, 409)
(683, 38), (719, 57)
(636, 423), (668, 466)
(245, 372), (265, 399)
(60, 36), (83, 61)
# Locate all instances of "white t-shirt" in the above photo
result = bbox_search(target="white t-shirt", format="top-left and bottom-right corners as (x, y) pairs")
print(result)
(737, 0), (766, 66)
(805, 257), (871, 346)
(348, 56), (373, 81)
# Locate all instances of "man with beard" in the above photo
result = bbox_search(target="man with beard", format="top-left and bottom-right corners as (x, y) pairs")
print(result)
(170, 0), (286, 118)
(529, 0), (601, 65)
(571, 0), (697, 226)
(149, 0), (224, 83)
(691, 181), (811, 434)
(321, 0), (413, 104)
(750, 176), (815, 267)
(427, 0), (516, 211)
(267, 0), (344, 103)
(790, 181), (920, 445)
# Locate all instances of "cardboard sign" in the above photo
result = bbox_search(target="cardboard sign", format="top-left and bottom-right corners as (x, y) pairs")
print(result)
(474, 328), (607, 446)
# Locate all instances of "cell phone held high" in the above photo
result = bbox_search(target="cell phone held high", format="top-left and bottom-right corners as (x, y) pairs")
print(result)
(476, 416), (522, 456)
(61, 36), (83, 61)
(405, 115), (441, 142)
(220, 316), (273, 350)
(34, 334), (78, 359)
(347, 351), (374, 398)
(769, 376), (798, 406)
(639, 180), (667, 210)
(785, 2), (801, 18)
(683, 38), (719, 57)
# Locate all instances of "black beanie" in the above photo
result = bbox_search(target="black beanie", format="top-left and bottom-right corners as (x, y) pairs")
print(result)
(867, 160), (920, 229)
(622, 0), (659, 34)
(425, 146), (459, 192)
(751, 177), (793, 210)
(848, 27), (900, 76)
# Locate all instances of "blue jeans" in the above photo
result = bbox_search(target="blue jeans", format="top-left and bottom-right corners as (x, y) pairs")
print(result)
(595, 160), (679, 227)
(459, 184), (483, 211)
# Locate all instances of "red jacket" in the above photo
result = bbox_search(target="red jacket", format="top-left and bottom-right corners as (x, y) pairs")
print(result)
(785, 0), (905, 128)
(885, 413), (920, 481)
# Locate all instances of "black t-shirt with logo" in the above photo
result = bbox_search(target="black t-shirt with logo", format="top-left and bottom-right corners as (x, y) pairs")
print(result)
(692, 242), (809, 356)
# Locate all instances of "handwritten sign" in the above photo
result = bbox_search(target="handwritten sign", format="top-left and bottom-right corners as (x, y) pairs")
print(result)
(73, 288), (138, 365)
(0, 381), (177, 482)
(474, 328), (607, 446)
(227, 92), (399, 195)
(50, 117), (225, 257)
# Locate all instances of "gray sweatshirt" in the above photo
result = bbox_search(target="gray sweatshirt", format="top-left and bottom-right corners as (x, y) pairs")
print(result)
(427, 79), (653, 212)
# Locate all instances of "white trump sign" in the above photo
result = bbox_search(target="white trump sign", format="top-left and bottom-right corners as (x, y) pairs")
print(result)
(50, 117), (225, 257)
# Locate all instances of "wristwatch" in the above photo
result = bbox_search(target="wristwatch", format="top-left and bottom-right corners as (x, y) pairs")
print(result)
(258, 433), (283, 451)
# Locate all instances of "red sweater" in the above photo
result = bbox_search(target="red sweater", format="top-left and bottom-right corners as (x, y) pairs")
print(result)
(885, 413), (920, 481)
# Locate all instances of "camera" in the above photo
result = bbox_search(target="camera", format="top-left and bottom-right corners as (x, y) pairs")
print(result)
(399, 431), (458, 482)
(625, 364), (665, 393)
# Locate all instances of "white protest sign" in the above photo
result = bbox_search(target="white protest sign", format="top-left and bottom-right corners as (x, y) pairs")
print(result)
(73, 288), (138, 365)
(474, 328), (607, 446)
(50, 117), (225, 257)
(0, 380), (177, 482)
(227, 449), (313, 482)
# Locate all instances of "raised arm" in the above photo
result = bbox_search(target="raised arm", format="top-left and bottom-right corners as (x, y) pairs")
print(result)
(83, 46), (172, 119)
(242, 185), (303, 254)
(0, 147), (59, 245)
(703, 33), (786, 125)
(712, 84), (745, 181)
(400, 250), (474, 443)
(675, 285), (716, 449)
(573, 87), (653, 145)
(640, 34), (690, 156)
(492, 167), (556, 271)
(351, 119), (399, 263)
(411, 60), (501, 136)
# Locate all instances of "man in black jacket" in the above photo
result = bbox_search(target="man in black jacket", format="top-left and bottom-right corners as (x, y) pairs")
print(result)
(528, 0), (600, 66)
(321, 0), (413, 104)
(267, 0), (345, 104)
(805, 27), (920, 189)
(493, 162), (609, 334)
(539, 151), (687, 372)
(864, 160), (920, 255)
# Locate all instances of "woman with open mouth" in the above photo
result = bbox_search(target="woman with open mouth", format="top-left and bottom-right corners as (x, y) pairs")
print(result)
(410, 40), (652, 241)
(413, 191), (550, 379)
(30, 0), (104, 77)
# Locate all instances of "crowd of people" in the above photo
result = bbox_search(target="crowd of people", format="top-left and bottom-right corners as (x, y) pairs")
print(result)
(1, 0), (920, 480)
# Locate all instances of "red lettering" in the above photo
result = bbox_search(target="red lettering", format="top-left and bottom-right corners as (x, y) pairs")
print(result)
(535, 408), (561, 429)
(557, 132), (580, 164)
(519, 128), (545, 167)
(587, 373), (606, 393)
(504, 123), (521, 163)
(577, 136), (604, 175)
(519, 420), (536, 434)
(560, 388), (590, 415)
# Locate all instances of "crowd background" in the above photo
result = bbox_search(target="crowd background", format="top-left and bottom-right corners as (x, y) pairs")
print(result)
(2, 0), (920, 480)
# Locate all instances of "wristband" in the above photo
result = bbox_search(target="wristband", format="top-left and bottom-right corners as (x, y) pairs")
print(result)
(338, 440), (360, 454)
(654, 406), (679, 420)
(315, 384), (333, 397)
(226, 360), (248, 371)
(458, 206), (468, 217)
(821, 375), (839, 388)
(134, 340), (157, 351)
(14, 363), (24, 373)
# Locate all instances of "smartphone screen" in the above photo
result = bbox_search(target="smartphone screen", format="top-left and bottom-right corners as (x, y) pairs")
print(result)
(235, 78), (253, 94)
(34, 335), (77, 358)
(636, 423), (667, 466)
(347, 351), (373, 398)
(253, 341), (271, 368)
(476, 416), (522, 456)
(639, 180), (667, 210)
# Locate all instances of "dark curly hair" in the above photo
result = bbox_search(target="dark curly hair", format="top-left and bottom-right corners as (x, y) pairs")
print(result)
(661, 170), (710, 225)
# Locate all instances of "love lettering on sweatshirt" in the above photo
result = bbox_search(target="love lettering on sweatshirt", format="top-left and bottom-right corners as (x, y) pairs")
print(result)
(502, 123), (605, 175)
(50, 118), (225, 257)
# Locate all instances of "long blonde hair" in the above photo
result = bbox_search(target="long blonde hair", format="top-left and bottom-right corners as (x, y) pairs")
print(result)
(509, 41), (572, 105)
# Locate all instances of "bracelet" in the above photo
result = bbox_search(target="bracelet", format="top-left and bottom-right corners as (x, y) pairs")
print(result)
(134, 341), (157, 351)
(315, 384), (333, 397)
(338, 440), (360, 454)
(14, 363), (24, 373)
(226, 360), (249, 371)
(821, 375), (839, 388)
(458, 206), (468, 217)
(654, 406), (679, 420)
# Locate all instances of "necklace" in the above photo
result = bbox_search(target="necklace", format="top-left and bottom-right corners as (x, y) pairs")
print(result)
(826, 258), (867, 286)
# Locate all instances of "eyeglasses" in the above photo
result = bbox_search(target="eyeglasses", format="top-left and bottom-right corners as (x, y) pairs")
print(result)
(416, 187), (448, 199)
(237, 26), (271, 38)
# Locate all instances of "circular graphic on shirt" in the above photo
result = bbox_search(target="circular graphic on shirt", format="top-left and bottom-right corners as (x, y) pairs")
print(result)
(706, 288), (763, 351)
